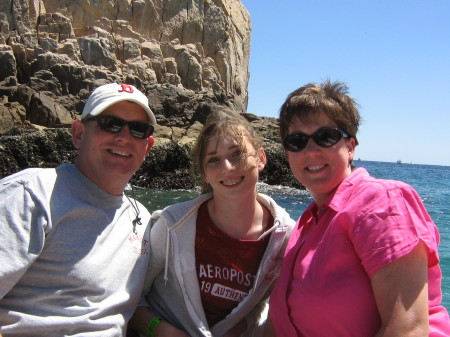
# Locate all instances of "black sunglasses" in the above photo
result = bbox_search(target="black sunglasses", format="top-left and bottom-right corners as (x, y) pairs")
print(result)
(283, 127), (349, 152)
(84, 115), (154, 139)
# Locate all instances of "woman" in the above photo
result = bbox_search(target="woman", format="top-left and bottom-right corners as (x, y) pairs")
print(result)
(266, 80), (450, 336)
(129, 109), (294, 336)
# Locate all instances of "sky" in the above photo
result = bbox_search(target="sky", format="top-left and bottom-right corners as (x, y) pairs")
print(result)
(240, 0), (450, 166)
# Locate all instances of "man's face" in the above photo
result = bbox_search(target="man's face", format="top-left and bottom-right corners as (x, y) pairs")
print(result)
(72, 101), (154, 194)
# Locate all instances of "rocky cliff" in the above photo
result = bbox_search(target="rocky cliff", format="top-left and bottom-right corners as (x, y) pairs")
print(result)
(0, 0), (301, 189)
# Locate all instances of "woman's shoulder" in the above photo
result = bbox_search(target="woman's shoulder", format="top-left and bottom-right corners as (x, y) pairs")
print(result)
(346, 167), (416, 197)
(330, 168), (421, 217)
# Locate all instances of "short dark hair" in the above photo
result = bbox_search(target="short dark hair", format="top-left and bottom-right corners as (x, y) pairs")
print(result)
(279, 79), (361, 146)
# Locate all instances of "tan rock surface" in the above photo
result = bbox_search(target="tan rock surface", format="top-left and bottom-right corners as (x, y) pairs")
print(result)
(0, 0), (301, 189)
(0, 0), (250, 133)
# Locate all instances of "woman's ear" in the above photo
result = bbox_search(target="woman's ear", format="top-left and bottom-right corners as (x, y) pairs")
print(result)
(258, 148), (267, 171)
(347, 137), (356, 162)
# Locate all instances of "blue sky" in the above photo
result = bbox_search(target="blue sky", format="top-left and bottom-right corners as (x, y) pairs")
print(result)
(240, 0), (450, 166)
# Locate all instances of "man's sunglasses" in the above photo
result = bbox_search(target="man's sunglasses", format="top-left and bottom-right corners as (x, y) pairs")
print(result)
(84, 115), (154, 139)
(283, 127), (349, 152)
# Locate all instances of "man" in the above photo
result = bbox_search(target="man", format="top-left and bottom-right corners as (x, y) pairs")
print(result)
(0, 83), (156, 336)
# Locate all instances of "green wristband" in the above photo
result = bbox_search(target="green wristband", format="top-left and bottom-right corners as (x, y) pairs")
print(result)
(147, 317), (163, 337)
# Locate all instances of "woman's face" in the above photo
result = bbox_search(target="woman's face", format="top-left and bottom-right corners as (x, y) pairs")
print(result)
(202, 133), (266, 200)
(286, 111), (355, 205)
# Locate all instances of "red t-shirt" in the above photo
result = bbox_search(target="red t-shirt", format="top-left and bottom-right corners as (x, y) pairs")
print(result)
(195, 202), (271, 326)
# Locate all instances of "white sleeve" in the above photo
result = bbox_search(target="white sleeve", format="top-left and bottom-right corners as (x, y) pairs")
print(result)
(0, 180), (48, 299)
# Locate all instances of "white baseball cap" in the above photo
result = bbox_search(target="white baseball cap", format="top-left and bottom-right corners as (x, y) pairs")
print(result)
(81, 83), (157, 125)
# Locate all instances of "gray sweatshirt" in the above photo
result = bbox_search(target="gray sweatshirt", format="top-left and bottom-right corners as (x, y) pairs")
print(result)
(0, 164), (151, 336)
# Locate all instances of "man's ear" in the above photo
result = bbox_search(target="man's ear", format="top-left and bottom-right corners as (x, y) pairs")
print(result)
(145, 136), (155, 156)
(71, 120), (84, 149)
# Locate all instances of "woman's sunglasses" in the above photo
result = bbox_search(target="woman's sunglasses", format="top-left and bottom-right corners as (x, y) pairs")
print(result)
(283, 127), (349, 152)
(83, 115), (154, 139)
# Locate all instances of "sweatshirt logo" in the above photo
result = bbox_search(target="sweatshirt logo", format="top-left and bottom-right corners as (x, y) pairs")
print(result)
(128, 233), (149, 255)
(199, 264), (254, 302)
(211, 283), (247, 302)
(199, 264), (254, 286)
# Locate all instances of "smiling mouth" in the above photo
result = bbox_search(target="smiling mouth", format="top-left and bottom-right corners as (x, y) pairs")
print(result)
(109, 149), (131, 157)
(222, 177), (243, 186)
(306, 164), (326, 171)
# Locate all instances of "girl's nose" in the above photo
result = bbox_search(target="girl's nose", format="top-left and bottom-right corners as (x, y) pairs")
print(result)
(222, 156), (240, 171)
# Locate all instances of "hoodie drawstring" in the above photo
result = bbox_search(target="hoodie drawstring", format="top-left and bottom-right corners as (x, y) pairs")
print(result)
(164, 226), (170, 284)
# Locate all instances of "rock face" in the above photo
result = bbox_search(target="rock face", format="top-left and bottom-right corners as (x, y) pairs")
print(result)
(0, 0), (301, 189)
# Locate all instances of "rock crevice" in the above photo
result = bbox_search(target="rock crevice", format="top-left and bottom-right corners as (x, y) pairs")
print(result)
(0, 0), (301, 189)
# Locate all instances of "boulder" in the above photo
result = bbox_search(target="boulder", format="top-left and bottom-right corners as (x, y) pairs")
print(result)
(0, 0), (302, 189)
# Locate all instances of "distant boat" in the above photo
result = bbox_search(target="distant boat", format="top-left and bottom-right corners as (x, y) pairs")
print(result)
(397, 160), (402, 164)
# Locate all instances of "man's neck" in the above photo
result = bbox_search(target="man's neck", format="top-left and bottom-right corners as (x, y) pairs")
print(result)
(74, 160), (129, 196)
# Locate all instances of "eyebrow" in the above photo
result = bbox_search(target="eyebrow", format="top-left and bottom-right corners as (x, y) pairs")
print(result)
(205, 144), (240, 157)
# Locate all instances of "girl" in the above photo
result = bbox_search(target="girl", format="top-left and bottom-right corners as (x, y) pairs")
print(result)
(129, 109), (294, 337)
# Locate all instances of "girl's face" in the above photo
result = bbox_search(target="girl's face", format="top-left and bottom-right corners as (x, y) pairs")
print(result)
(202, 133), (266, 200)
(286, 111), (355, 205)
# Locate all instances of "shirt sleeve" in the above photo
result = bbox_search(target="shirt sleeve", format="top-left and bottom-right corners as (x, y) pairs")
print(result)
(0, 180), (48, 298)
(351, 182), (440, 277)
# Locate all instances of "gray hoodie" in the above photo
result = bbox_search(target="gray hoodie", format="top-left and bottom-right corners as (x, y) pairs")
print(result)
(141, 192), (295, 337)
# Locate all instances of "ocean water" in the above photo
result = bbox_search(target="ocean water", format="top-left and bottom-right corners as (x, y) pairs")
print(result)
(132, 160), (450, 310)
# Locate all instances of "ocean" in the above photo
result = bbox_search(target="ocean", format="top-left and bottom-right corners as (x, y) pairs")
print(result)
(131, 160), (450, 310)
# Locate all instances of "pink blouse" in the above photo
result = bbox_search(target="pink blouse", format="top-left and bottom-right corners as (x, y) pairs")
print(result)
(269, 168), (450, 336)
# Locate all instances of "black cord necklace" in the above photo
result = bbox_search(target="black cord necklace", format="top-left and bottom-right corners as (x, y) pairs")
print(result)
(125, 185), (142, 230)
